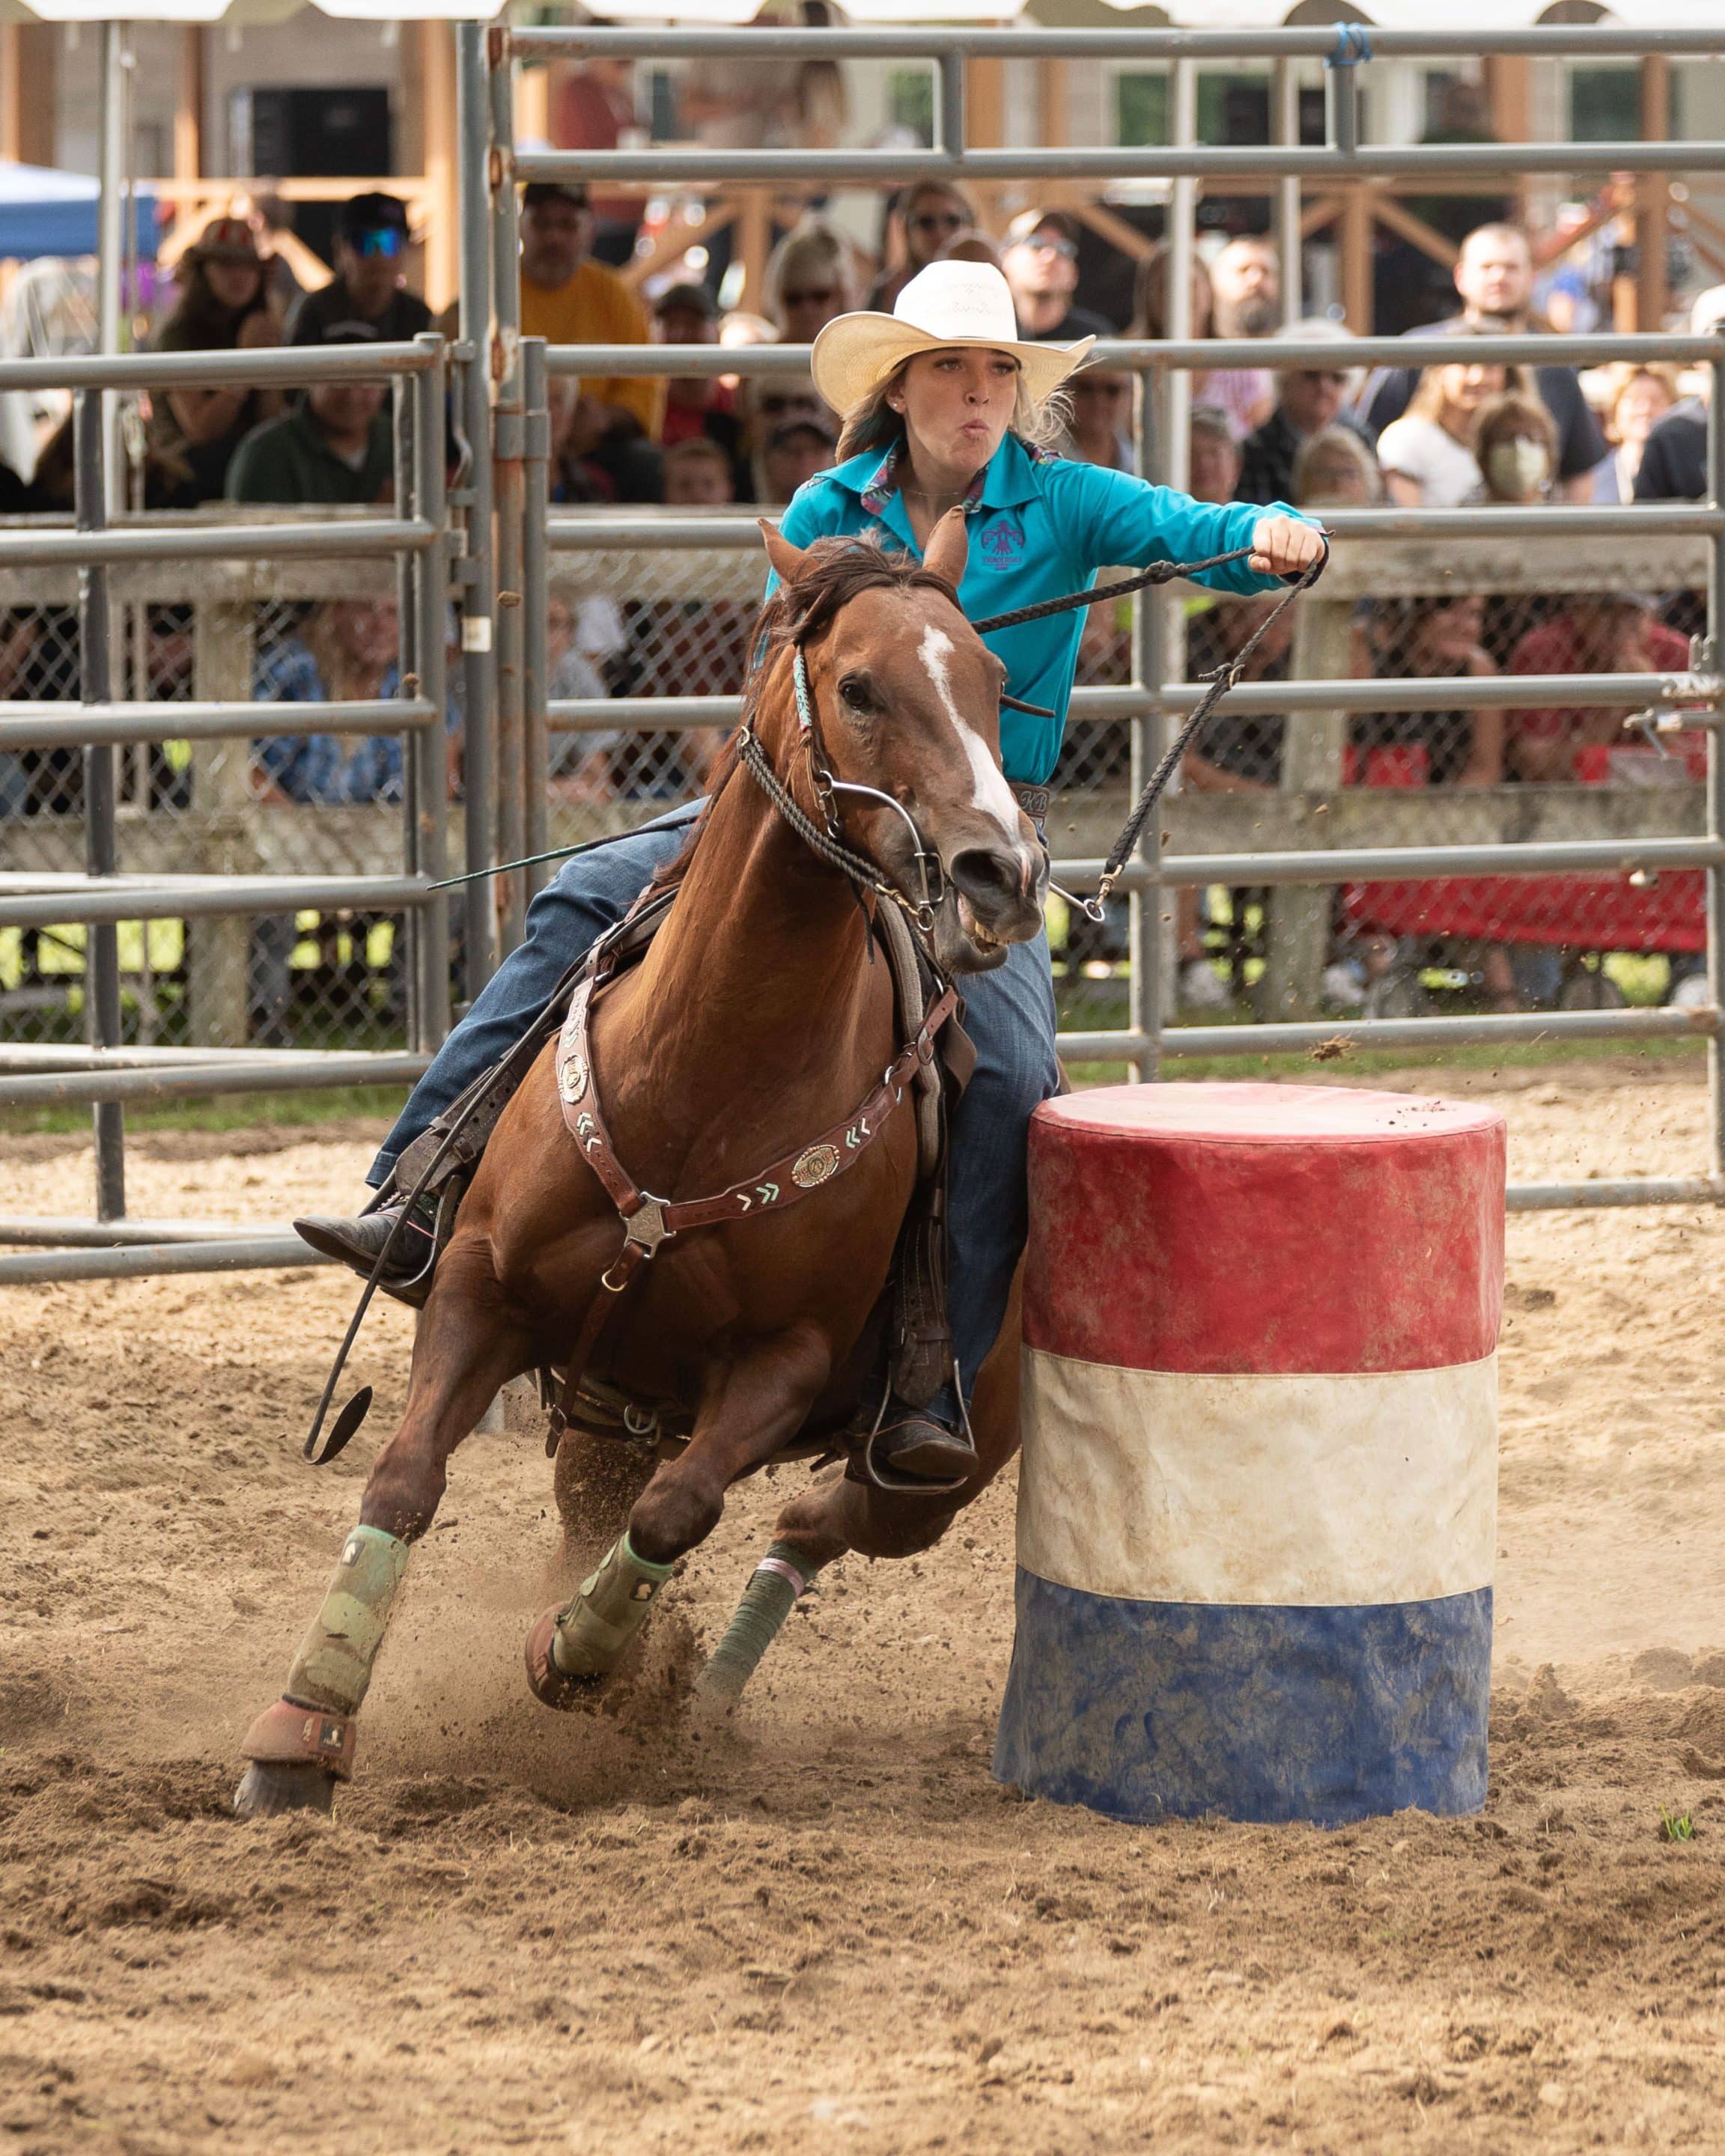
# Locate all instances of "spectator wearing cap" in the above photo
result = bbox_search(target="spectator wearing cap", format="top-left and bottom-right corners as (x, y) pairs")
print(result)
(755, 411), (837, 508)
(1236, 322), (1372, 506)
(1002, 210), (1114, 343)
(150, 216), (285, 503)
(1634, 287), (1725, 502)
(1359, 222), (1607, 499)
(868, 180), (975, 313)
(1203, 236), (1279, 442)
(227, 325), (395, 505)
(654, 281), (743, 472)
(288, 193), (432, 347)
(517, 181), (660, 487)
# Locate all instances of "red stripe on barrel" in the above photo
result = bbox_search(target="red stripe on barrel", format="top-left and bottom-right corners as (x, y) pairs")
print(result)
(1025, 1083), (1506, 1375)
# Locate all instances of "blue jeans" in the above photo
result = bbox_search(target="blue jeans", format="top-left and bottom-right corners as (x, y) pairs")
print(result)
(374, 804), (1059, 1398)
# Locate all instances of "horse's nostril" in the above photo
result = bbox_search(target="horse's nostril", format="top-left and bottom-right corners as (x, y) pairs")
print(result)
(949, 847), (1019, 910)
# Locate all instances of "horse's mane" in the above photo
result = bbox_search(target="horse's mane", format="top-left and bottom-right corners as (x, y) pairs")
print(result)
(646, 535), (962, 895)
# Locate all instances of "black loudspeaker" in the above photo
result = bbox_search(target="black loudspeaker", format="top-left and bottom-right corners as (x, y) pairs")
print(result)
(229, 86), (393, 267)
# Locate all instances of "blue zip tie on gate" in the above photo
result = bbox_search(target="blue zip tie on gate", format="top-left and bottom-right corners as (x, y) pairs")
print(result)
(1325, 24), (1372, 67)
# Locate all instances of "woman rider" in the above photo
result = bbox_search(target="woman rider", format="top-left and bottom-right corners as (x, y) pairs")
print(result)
(296, 261), (1323, 1483)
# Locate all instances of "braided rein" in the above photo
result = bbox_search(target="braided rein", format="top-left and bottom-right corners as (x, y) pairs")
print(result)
(740, 531), (1330, 931)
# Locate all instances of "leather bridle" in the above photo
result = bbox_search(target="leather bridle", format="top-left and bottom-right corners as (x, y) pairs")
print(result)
(734, 635), (949, 941)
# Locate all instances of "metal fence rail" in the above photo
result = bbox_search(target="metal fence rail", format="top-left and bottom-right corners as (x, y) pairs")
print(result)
(10, 19), (1725, 1287)
(0, 332), (454, 1249)
(487, 17), (1725, 1223)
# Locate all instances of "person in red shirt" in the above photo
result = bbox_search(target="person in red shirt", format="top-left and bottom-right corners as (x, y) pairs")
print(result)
(653, 282), (740, 469)
(1506, 596), (1692, 782)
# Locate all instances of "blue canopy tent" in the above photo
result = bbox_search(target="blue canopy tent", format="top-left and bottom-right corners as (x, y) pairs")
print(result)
(0, 159), (156, 261)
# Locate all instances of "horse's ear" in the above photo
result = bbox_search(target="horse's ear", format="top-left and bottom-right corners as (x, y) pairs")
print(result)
(922, 505), (969, 591)
(758, 519), (807, 587)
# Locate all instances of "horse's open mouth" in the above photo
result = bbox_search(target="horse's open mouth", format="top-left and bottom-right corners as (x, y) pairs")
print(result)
(955, 894), (1006, 954)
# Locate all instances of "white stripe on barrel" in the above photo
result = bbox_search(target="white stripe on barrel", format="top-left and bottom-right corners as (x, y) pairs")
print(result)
(994, 1082), (1506, 1827)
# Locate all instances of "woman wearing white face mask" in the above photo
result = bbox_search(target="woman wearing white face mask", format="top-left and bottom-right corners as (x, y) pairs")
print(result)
(1470, 391), (1560, 506)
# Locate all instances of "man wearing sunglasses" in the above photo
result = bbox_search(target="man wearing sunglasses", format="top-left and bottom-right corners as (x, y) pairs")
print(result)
(289, 193), (433, 348)
(1236, 320), (1372, 505)
(1002, 207), (1115, 344)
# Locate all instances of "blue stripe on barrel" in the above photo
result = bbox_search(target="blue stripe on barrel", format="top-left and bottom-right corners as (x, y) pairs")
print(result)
(997, 1083), (1506, 1827)
(994, 1574), (1493, 1827)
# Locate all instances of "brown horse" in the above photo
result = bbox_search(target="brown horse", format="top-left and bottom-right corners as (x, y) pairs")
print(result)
(234, 510), (1046, 1816)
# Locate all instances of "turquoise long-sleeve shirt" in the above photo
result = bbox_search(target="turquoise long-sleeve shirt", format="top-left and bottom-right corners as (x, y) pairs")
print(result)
(776, 433), (1308, 786)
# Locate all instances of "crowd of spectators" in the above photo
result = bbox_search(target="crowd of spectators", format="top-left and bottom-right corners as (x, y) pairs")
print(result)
(4, 164), (1723, 1029)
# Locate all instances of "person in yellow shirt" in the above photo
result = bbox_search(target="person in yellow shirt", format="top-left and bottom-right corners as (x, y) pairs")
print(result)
(518, 181), (663, 475)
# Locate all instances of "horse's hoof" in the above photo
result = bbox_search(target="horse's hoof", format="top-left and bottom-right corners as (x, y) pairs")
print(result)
(524, 1607), (601, 1711)
(233, 1760), (338, 1819)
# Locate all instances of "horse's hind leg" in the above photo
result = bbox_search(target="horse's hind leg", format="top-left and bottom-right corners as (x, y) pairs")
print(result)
(526, 1329), (830, 1708)
(699, 1279), (1023, 1708)
(235, 1258), (532, 1818)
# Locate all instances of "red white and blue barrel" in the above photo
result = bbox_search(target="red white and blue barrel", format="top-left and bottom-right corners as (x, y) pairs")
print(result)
(994, 1082), (1505, 1826)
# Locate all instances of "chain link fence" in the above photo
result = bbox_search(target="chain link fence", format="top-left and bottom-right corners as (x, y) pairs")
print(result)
(0, 540), (417, 1056)
(547, 524), (1715, 1053)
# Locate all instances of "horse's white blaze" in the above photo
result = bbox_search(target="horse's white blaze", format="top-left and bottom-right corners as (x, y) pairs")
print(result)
(919, 623), (1023, 847)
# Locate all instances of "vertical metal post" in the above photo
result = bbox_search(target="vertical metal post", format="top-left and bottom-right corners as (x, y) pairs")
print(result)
(489, 31), (526, 951)
(1324, 37), (1360, 157)
(393, 372), (424, 1047)
(520, 336), (552, 901)
(1130, 364), (1166, 1084)
(412, 335), (452, 1049)
(97, 22), (127, 515)
(1125, 58), (1198, 1077)
(1705, 340), (1725, 1181)
(936, 49), (965, 158)
(1164, 58), (1196, 496)
(75, 389), (124, 1220)
(457, 22), (499, 993)
(1273, 56), (1301, 324)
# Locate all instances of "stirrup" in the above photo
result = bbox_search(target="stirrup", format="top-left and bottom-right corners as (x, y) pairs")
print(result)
(851, 1377), (976, 1498)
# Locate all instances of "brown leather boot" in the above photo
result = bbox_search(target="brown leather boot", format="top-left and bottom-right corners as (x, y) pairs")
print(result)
(293, 1199), (437, 1308)
(857, 1407), (978, 1496)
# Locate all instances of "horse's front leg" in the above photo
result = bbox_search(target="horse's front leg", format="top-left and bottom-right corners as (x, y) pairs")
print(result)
(234, 1241), (534, 1818)
(524, 1324), (831, 1708)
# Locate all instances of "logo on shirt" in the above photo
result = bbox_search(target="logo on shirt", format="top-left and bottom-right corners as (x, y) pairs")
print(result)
(979, 516), (1026, 568)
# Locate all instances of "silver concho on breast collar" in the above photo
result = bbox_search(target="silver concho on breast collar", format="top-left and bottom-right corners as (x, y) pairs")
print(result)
(792, 1142), (842, 1189)
(559, 1052), (589, 1105)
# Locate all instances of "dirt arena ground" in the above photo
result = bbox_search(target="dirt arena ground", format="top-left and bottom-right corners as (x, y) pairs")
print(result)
(4, 1061), (1725, 2155)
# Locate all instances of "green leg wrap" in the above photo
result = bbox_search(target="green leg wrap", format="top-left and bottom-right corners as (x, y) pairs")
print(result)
(284, 1524), (411, 1717)
(550, 1532), (675, 1681)
(699, 1541), (822, 1702)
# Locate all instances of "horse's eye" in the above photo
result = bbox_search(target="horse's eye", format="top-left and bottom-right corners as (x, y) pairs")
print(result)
(839, 673), (875, 712)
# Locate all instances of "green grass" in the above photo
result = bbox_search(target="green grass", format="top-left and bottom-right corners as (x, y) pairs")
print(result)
(0, 1083), (410, 1139)
(1661, 1806), (1697, 1843)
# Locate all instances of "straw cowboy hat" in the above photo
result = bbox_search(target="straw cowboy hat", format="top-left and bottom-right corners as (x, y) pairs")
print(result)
(811, 261), (1095, 417)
